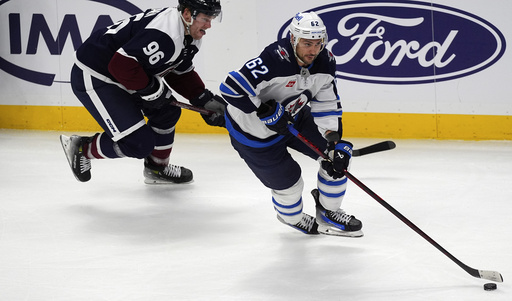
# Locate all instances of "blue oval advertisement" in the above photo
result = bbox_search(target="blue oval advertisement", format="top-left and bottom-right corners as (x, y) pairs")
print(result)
(0, 0), (142, 86)
(278, 0), (506, 84)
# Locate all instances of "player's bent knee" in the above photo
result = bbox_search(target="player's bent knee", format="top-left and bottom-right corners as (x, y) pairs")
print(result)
(117, 126), (155, 159)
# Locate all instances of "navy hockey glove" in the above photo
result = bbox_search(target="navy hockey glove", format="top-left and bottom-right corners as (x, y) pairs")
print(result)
(137, 76), (172, 109)
(191, 89), (226, 127)
(321, 132), (353, 179)
(256, 99), (292, 135)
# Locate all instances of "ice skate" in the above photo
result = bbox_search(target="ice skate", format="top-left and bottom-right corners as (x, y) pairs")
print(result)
(143, 158), (193, 184)
(277, 213), (319, 235)
(312, 189), (363, 237)
(60, 135), (92, 182)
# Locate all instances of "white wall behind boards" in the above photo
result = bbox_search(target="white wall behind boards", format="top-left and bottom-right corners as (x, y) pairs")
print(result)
(1, 0), (511, 135)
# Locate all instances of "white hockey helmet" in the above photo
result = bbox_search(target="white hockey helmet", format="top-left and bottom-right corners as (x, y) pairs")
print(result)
(289, 12), (327, 49)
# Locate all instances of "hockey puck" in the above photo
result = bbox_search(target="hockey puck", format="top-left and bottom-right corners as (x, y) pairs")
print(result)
(483, 283), (497, 291)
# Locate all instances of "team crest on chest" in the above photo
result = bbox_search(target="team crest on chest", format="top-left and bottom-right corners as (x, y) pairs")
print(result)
(285, 94), (308, 117)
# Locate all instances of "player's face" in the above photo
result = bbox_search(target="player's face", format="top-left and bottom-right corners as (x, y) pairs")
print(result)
(295, 38), (323, 66)
(189, 13), (215, 40)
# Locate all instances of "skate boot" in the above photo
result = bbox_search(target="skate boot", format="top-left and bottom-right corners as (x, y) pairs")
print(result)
(276, 213), (320, 235)
(60, 135), (92, 182)
(143, 158), (193, 184)
(312, 189), (363, 237)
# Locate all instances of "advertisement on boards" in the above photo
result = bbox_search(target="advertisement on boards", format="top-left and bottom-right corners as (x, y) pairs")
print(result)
(0, 0), (510, 138)
(277, 1), (506, 85)
(0, 0), (168, 106)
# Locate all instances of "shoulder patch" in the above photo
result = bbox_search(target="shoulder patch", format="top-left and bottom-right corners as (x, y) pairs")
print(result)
(276, 45), (291, 63)
(328, 50), (335, 62)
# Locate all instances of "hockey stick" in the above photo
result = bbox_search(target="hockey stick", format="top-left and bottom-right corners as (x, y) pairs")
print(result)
(352, 140), (395, 157)
(161, 78), (215, 115)
(169, 99), (215, 115)
(287, 124), (504, 283)
(281, 123), (394, 157)
(167, 92), (395, 156)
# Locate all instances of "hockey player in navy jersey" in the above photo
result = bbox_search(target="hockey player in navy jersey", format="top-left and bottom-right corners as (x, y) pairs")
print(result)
(220, 12), (363, 237)
(60, 0), (225, 184)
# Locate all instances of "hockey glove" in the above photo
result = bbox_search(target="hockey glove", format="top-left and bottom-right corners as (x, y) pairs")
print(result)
(321, 132), (353, 179)
(137, 76), (173, 109)
(256, 99), (292, 135)
(191, 89), (226, 127)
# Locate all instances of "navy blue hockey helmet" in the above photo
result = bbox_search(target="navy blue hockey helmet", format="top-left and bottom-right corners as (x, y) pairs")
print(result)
(178, 0), (222, 20)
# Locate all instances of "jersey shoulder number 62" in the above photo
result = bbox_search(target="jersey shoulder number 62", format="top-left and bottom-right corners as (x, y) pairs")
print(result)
(245, 57), (268, 79)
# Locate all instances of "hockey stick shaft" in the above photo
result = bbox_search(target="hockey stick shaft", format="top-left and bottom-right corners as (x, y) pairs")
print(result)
(169, 100), (214, 115)
(287, 124), (503, 282)
(173, 99), (394, 156)
(287, 125), (325, 158)
(161, 78), (215, 115)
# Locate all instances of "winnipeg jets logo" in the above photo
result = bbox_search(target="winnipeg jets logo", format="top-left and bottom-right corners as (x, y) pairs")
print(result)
(276, 45), (291, 62)
(285, 94), (308, 116)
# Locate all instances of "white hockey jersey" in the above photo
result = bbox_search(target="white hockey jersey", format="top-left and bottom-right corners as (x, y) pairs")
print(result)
(220, 38), (343, 148)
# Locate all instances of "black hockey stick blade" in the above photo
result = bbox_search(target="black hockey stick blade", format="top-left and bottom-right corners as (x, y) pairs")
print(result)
(353, 141), (396, 157)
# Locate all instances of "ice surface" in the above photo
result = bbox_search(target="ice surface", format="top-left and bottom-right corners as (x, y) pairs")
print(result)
(0, 129), (511, 300)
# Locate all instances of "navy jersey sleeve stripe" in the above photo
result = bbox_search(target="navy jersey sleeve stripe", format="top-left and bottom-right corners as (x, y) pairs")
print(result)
(228, 71), (257, 97)
(219, 82), (240, 97)
(311, 110), (343, 118)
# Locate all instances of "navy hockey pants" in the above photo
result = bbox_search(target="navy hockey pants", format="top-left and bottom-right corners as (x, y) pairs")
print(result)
(229, 107), (328, 191)
(70, 65), (181, 159)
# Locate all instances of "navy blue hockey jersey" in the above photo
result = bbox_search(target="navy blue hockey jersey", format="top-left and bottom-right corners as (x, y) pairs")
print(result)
(75, 7), (200, 91)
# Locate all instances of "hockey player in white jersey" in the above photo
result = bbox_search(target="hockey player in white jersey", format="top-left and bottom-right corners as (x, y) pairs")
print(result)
(220, 12), (363, 237)
(60, 0), (225, 184)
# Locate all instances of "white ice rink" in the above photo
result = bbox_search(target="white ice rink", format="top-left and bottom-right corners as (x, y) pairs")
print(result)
(1, 129), (511, 301)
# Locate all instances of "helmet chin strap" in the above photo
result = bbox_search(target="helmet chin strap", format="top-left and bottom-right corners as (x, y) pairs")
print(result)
(291, 35), (306, 66)
(180, 13), (194, 35)
(295, 54), (307, 66)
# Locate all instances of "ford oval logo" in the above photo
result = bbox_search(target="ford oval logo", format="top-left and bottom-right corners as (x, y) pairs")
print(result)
(278, 0), (506, 84)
